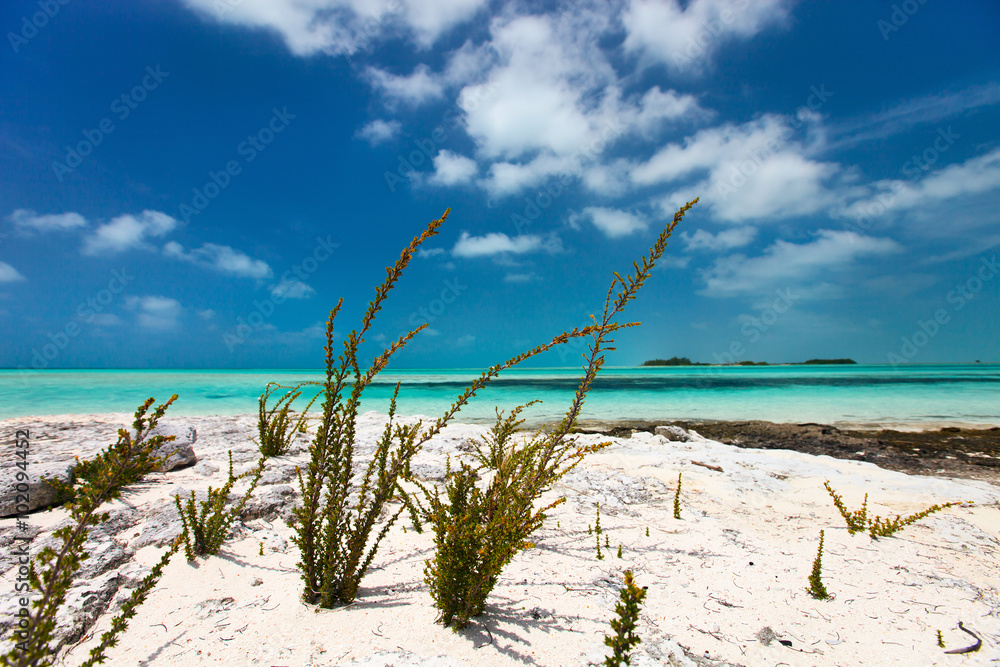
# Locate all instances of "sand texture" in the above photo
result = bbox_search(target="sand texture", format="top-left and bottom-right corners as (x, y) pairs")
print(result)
(1, 412), (998, 666)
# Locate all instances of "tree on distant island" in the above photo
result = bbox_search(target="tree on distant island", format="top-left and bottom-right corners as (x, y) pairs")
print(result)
(642, 356), (708, 366)
(802, 358), (856, 365)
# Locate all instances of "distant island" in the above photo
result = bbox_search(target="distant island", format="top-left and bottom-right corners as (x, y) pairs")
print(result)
(642, 357), (856, 366)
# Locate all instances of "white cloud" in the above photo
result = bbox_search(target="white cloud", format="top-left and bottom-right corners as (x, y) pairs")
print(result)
(452, 231), (558, 258)
(0, 262), (26, 283)
(127, 295), (183, 330)
(271, 277), (316, 299)
(841, 147), (1000, 220)
(82, 210), (177, 255)
(357, 119), (402, 144)
(682, 226), (757, 251)
(417, 247), (445, 258)
(429, 150), (477, 186)
(181, 0), (487, 57)
(366, 64), (445, 106)
(8, 209), (87, 233)
(164, 241), (272, 279)
(622, 0), (791, 72)
(634, 115), (840, 222)
(699, 230), (900, 297)
(579, 207), (647, 238)
(198, 309), (216, 320)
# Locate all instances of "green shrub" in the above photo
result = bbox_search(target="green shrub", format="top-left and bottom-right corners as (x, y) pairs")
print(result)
(823, 480), (867, 534)
(2, 396), (179, 667)
(290, 210), (611, 609)
(823, 480), (964, 539)
(673, 472), (682, 520)
(418, 201), (698, 629)
(603, 570), (647, 667)
(175, 451), (265, 560)
(868, 502), (961, 539)
(255, 382), (318, 458)
(807, 530), (829, 600)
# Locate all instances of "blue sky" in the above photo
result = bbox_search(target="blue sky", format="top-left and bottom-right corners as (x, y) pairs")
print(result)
(1, 0), (998, 369)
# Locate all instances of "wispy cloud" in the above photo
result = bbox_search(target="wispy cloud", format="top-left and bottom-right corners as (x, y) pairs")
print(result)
(0, 261), (26, 283)
(8, 209), (87, 233)
(82, 210), (177, 256)
(825, 82), (1000, 151)
(700, 230), (900, 297)
(356, 119), (402, 145)
(127, 295), (182, 330)
(164, 241), (272, 279)
(452, 231), (560, 258)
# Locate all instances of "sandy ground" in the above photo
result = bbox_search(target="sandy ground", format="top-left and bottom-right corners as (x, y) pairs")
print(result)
(1, 412), (999, 666)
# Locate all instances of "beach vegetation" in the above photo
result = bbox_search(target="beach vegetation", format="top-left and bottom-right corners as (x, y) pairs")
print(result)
(175, 451), (265, 559)
(255, 382), (318, 458)
(603, 570), (647, 667)
(1, 396), (179, 667)
(673, 472), (682, 520)
(824, 481), (868, 534)
(807, 529), (829, 600)
(824, 480), (964, 539)
(418, 201), (697, 629)
(868, 502), (962, 539)
(289, 209), (615, 609)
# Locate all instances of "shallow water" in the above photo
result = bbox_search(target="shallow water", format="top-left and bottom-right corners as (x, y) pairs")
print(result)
(2, 364), (998, 429)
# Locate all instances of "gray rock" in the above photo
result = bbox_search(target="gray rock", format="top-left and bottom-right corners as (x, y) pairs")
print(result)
(145, 423), (198, 471)
(259, 464), (297, 485)
(0, 461), (74, 517)
(654, 425), (691, 442)
(193, 461), (221, 477)
(242, 485), (298, 522)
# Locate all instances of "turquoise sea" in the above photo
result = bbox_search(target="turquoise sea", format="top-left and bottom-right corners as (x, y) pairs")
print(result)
(1, 364), (998, 429)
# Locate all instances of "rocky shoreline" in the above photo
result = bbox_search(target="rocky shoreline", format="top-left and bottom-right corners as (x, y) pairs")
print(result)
(575, 420), (1000, 485)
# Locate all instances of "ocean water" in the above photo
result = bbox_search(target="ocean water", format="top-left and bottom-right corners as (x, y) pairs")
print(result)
(2, 364), (998, 429)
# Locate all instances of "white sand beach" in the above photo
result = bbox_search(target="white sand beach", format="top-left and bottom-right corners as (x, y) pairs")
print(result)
(2, 412), (998, 666)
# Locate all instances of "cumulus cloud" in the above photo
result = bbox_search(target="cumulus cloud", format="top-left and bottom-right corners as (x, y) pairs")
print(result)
(82, 210), (177, 255)
(127, 295), (183, 330)
(180, 0), (487, 56)
(8, 209), (87, 233)
(0, 261), (26, 283)
(699, 230), (900, 297)
(164, 241), (272, 279)
(622, 0), (791, 72)
(452, 231), (558, 257)
(429, 150), (477, 186)
(366, 64), (445, 106)
(356, 119), (402, 144)
(270, 277), (316, 299)
(579, 207), (648, 238)
(634, 115), (840, 222)
(682, 226), (757, 251)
